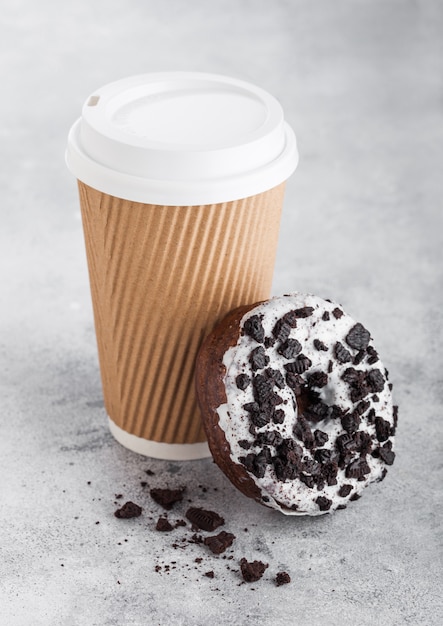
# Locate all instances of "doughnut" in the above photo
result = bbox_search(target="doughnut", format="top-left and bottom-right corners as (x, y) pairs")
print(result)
(195, 293), (398, 515)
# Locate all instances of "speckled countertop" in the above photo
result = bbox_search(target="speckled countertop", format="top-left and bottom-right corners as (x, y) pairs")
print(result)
(1, 1), (442, 625)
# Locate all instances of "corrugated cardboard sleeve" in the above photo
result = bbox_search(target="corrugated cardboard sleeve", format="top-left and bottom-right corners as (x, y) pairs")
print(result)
(78, 181), (285, 444)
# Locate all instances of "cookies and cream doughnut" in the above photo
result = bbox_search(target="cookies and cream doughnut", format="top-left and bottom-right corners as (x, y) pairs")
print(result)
(195, 293), (398, 515)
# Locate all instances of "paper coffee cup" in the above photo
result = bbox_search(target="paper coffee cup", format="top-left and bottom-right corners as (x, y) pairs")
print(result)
(66, 72), (298, 460)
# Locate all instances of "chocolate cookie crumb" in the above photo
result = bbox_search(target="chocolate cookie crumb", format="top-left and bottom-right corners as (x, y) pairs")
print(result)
(314, 429), (329, 446)
(156, 517), (173, 532)
(353, 350), (366, 365)
(315, 496), (332, 511)
(346, 457), (371, 480)
(341, 411), (360, 434)
(204, 570), (215, 579)
(240, 451), (269, 479)
(150, 487), (185, 510)
(272, 319), (292, 343)
(307, 371), (328, 388)
(335, 342), (352, 364)
(314, 448), (332, 464)
(375, 416), (391, 442)
(285, 354), (312, 374)
(338, 484), (353, 497)
(236, 374), (251, 390)
(367, 345), (379, 364)
(244, 315), (265, 343)
(336, 432), (357, 455)
(272, 409), (285, 424)
(114, 501), (142, 519)
(264, 367), (285, 389)
(175, 519), (187, 528)
(250, 346), (269, 371)
(186, 507), (225, 531)
(392, 405), (399, 430)
(238, 439), (252, 450)
(366, 369), (385, 393)
(378, 441), (396, 465)
(294, 307), (314, 318)
(240, 558), (268, 582)
(282, 310), (301, 327)
(346, 323), (370, 350)
(278, 338), (302, 359)
(276, 571), (291, 586)
(204, 531), (236, 554)
(285, 371), (306, 395)
(322, 462), (339, 486)
(293, 417), (315, 449)
(314, 338), (328, 351)
(378, 468), (388, 482)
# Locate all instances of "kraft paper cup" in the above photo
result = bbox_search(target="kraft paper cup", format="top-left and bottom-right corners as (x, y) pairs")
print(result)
(66, 72), (298, 460)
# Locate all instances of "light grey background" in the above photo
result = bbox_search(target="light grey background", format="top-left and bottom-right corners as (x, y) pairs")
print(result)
(1, 1), (442, 625)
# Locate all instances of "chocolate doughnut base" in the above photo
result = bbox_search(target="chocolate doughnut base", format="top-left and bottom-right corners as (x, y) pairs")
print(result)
(195, 303), (267, 506)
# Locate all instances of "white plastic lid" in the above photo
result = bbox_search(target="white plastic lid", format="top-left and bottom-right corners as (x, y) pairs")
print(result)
(66, 72), (298, 206)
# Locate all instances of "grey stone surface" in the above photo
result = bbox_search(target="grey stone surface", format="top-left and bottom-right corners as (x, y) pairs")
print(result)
(1, 1), (442, 625)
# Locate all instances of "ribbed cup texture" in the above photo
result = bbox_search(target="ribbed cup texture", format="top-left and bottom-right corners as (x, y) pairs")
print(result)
(78, 181), (285, 444)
